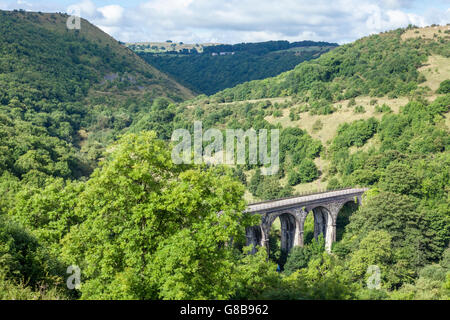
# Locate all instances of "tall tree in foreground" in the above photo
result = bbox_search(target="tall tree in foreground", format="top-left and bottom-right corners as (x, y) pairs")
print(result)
(60, 131), (257, 299)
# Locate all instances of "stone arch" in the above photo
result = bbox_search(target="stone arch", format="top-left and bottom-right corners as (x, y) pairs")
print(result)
(246, 211), (300, 258)
(316, 197), (361, 251)
(277, 213), (297, 253)
(246, 225), (262, 253)
(263, 212), (297, 252)
(335, 199), (360, 242)
(311, 206), (331, 243)
(263, 212), (297, 267)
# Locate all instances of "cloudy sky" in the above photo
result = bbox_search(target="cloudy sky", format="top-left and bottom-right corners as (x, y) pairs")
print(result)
(1, 0), (449, 44)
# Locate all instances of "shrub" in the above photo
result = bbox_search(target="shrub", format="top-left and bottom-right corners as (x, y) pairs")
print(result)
(375, 104), (392, 113)
(437, 79), (450, 94)
(331, 118), (379, 151)
(273, 110), (283, 118)
(0, 216), (64, 295)
(283, 236), (325, 275)
(327, 177), (342, 190)
(309, 100), (336, 115)
(379, 162), (419, 195)
(354, 105), (366, 114)
(289, 109), (300, 121)
(297, 159), (320, 183)
(347, 98), (357, 108)
(312, 120), (323, 132)
(287, 170), (301, 186)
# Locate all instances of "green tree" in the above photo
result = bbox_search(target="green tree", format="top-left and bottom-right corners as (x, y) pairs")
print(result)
(284, 236), (325, 275)
(0, 215), (64, 294)
(342, 192), (436, 287)
(348, 230), (393, 286)
(254, 176), (293, 200)
(437, 79), (450, 94)
(9, 178), (84, 254)
(379, 162), (419, 195)
(230, 247), (280, 300)
(297, 159), (319, 183)
(60, 132), (254, 299)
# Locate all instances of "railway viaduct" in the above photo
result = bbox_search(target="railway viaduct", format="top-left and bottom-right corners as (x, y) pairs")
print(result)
(245, 188), (368, 253)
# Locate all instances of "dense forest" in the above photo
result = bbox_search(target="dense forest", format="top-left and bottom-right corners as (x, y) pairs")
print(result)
(0, 10), (449, 300)
(136, 41), (337, 95)
(0, 10), (193, 180)
(210, 27), (448, 104)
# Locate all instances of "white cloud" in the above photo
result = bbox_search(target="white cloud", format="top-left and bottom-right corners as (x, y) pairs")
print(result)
(1, 0), (448, 43)
(66, 1), (125, 33)
(113, 0), (448, 43)
(16, 0), (31, 7)
(365, 7), (427, 33)
(68, 0), (97, 16)
(97, 4), (124, 25)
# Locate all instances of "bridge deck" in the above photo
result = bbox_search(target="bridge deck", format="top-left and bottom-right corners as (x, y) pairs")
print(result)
(246, 188), (368, 213)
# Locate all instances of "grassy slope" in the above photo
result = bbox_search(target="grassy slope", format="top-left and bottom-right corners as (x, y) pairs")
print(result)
(269, 29), (450, 195)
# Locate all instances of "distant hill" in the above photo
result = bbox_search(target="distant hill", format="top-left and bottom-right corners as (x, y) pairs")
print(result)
(211, 25), (450, 104)
(130, 40), (338, 95)
(126, 41), (220, 54)
(0, 10), (194, 180)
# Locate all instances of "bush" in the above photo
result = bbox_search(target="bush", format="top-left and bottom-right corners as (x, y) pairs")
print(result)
(354, 106), (366, 114)
(331, 118), (379, 151)
(297, 159), (319, 183)
(273, 110), (283, 117)
(437, 79), (450, 94)
(251, 171), (294, 200)
(375, 104), (392, 113)
(289, 109), (300, 121)
(312, 119), (323, 132)
(0, 274), (65, 300)
(287, 170), (301, 186)
(283, 236), (325, 275)
(347, 98), (357, 108)
(309, 100), (336, 115)
(0, 216), (64, 294)
(379, 162), (419, 195)
(327, 177), (342, 190)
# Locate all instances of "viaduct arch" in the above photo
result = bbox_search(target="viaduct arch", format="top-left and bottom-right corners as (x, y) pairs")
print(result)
(245, 188), (368, 253)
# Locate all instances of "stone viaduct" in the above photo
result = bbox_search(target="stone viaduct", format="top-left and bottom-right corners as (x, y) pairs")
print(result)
(245, 188), (368, 253)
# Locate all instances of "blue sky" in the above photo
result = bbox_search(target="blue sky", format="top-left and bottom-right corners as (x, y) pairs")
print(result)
(1, 0), (449, 44)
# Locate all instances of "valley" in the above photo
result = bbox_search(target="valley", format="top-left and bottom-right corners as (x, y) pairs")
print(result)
(0, 8), (449, 301)
(133, 40), (338, 95)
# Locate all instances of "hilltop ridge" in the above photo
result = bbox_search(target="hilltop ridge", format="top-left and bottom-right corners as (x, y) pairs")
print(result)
(2, 10), (194, 99)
